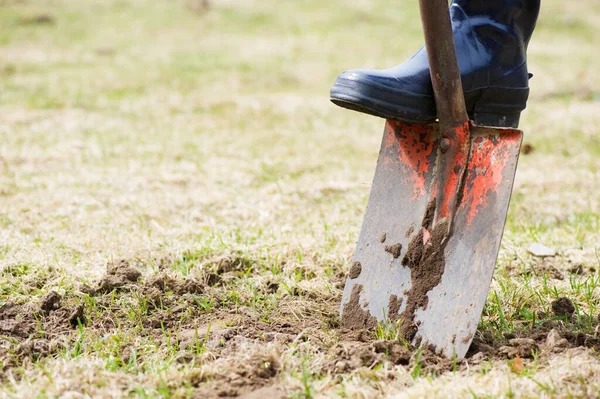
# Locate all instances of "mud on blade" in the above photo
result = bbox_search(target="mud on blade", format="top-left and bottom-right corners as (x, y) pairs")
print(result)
(341, 120), (522, 358)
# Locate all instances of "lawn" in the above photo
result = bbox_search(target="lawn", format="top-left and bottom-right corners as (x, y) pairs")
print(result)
(1, 0), (600, 397)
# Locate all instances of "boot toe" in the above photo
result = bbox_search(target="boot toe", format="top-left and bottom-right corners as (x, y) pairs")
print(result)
(330, 69), (436, 123)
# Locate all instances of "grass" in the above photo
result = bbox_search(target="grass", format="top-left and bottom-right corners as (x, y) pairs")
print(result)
(1, 0), (600, 397)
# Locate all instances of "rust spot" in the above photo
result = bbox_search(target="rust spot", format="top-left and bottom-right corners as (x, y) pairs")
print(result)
(436, 122), (470, 219)
(460, 131), (521, 226)
(383, 122), (435, 199)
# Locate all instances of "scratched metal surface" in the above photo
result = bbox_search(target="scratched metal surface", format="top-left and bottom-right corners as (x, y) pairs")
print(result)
(341, 120), (522, 358)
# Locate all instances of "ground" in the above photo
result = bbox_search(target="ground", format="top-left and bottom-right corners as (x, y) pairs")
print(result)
(1, 0), (600, 397)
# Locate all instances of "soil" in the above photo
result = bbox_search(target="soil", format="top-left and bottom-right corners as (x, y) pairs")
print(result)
(421, 199), (436, 230)
(385, 243), (402, 259)
(327, 339), (412, 371)
(20, 14), (55, 25)
(340, 285), (377, 329)
(191, 352), (282, 399)
(39, 291), (61, 314)
(0, 297), (85, 371)
(522, 143), (534, 155)
(388, 295), (403, 320)
(398, 200), (450, 341)
(348, 262), (362, 279)
(92, 259), (143, 294)
(552, 297), (576, 317)
(4, 256), (600, 397)
(340, 200), (452, 343)
(68, 304), (86, 327)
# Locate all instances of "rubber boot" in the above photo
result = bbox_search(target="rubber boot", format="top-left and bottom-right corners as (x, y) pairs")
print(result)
(330, 0), (541, 128)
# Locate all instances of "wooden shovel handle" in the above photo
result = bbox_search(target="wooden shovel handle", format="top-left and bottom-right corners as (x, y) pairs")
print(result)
(418, 0), (469, 131)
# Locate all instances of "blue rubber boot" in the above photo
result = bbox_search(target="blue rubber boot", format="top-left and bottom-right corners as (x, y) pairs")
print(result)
(330, 0), (541, 128)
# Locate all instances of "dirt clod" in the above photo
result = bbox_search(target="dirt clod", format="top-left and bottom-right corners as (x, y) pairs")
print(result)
(348, 262), (362, 279)
(546, 329), (569, 350)
(108, 259), (142, 282)
(212, 255), (252, 275)
(499, 338), (538, 358)
(410, 346), (454, 374)
(385, 243), (402, 259)
(379, 233), (387, 243)
(96, 274), (130, 293)
(39, 291), (61, 314)
(372, 340), (411, 365)
(522, 143), (534, 155)
(21, 14), (55, 25)
(328, 340), (411, 371)
(467, 336), (496, 356)
(69, 304), (86, 327)
(145, 274), (204, 295)
(92, 260), (143, 294)
(552, 297), (575, 317)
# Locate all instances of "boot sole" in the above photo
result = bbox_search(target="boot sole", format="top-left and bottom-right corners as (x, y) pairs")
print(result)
(330, 75), (529, 128)
(330, 76), (436, 124)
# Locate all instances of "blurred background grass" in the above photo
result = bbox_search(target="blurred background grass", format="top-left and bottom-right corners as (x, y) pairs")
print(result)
(1, 0), (600, 273)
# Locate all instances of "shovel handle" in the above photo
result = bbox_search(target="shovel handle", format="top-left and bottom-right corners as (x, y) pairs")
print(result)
(418, 0), (468, 132)
(419, 0), (471, 226)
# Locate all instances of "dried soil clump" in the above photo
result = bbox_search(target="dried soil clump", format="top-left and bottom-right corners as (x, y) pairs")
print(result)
(144, 274), (204, 295)
(68, 304), (86, 327)
(348, 262), (362, 279)
(0, 297), (87, 369)
(328, 340), (412, 372)
(107, 259), (142, 281)
(410, 346), (454, 374)
(385, 243), (402, 259)
(499, 338), (539, 358)
(39, 291), (61, 314)
(192, 352), (281, 399)
(0, 302), (36, 338)
(211, 254), (253, 275)
(93, 259), (142, 294)
(552, 297), (576, 317)
(522, 143), (535, 155)
(466, 322), (600, 363)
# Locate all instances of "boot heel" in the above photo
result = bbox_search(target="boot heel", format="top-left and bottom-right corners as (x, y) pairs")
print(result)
(470, 86), (529, 128)
(473, 111), (521, 129)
